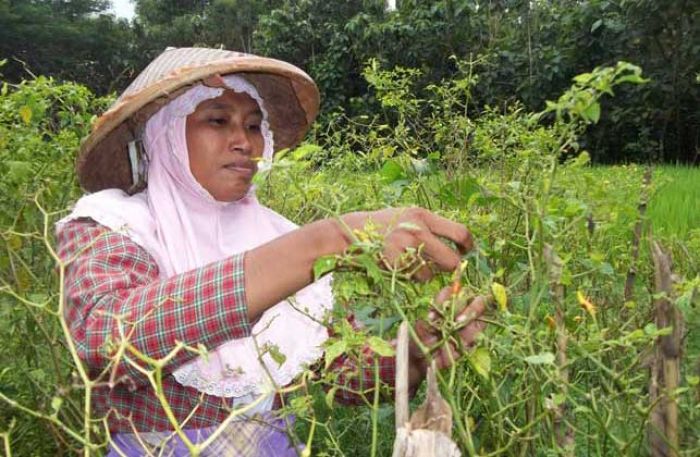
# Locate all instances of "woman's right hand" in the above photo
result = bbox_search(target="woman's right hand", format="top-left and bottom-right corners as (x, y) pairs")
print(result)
(245, 207), (473, 320)
(339, 208), (474, 281)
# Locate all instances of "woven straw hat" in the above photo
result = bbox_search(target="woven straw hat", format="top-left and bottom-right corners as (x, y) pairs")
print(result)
(77, 47), (320, 193)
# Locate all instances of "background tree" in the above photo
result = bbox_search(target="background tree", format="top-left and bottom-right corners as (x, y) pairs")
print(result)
(132, 0), (282, 66)
(254, 0), (699, 163)
(0, 0), (138, 93)
(1, 0), (697, 162)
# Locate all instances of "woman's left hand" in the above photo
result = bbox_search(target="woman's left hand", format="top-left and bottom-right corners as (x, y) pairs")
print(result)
(407, 290), (488, 387)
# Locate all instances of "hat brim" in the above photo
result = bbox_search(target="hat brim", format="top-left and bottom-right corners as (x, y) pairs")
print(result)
(77, 55), (319, 193)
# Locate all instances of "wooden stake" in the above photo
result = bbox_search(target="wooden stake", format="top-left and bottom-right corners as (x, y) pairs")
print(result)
(545, 244), (574, 455)
(395, 321), (410, 428)
(392, 321), (461, 457)
(648, 241), (683, 457)
(624, 166), (652, 302)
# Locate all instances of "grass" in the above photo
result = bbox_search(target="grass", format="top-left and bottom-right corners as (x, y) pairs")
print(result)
(649, 165), (700, 238)
(261, 160), (700, 456)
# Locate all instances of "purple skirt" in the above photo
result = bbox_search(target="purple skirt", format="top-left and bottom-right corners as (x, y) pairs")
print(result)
(107, 415), (301, 457)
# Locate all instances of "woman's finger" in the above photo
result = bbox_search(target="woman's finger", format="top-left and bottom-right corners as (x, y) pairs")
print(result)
(458, 320), (486, 347)
(433, 285), (453, 306)
(415, 320), (438, 347)
(435, 340), (458, 370)
(418, 210), (474, 254)
(456, 295), (487, 323)
(414, 229), (462, 272)
(382, 234), (434, 282)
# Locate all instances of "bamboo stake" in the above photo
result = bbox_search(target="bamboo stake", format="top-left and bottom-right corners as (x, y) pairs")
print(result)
(545, 244), (574, 456)
(395, 321), (410, 428)
(648, 241), (683, 457)
(624, 166), (653, 302)
(392, 321), (461, 457)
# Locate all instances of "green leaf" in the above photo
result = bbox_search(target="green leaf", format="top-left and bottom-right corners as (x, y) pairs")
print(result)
(468, 347), (491, 379)
(656, 326), (673, 336)
(313, 255), (337, 280)
(27, 293), (49, 305)
(590, 19), (603, 33)
(583, 102), (601, 123)
(324, 340), (347, 369)
(491, 282), (507, 312)
(553, 393), (566, 406)
(19, 105), (32, 124)
(524, 352), (555, 365)
(292, 143), (323, 161)
(325, 386), (338, 408)
(7, 161), (32, 182)
(273, 147), (290, 161)
(625, 329), (645, 341)
(380, 159), (404, 184)
(644, 323), (658, 335)
(29, 368), (47, 382)
(7, 234), (22, 251)
(51, 396), (63, 413)
(367, 336), (395, 357)
(266, 344), (287, 367)
(574, 72), (593, 84)
(615, 74), (647, 85)
(599, 262), (614, 275)
(357, 255), (383, 283)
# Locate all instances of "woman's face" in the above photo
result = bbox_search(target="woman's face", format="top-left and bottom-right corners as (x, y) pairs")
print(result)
(186, 89), (265, 202)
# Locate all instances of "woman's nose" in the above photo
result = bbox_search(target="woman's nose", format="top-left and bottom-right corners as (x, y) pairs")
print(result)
(228, 125), (251, 155)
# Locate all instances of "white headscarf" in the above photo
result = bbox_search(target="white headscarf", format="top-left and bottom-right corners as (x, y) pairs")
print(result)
(58, 75), (333, 411)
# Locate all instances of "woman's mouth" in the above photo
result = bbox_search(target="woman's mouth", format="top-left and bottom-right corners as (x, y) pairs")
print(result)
(223, 163), (255, 178)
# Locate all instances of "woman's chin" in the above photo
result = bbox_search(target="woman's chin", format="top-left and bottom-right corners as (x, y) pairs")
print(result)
(211, 185), (251, 202)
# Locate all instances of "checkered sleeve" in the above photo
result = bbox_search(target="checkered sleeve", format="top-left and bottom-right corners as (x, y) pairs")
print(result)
(325, 317), (397, 406)
(56, 219), (251, 387)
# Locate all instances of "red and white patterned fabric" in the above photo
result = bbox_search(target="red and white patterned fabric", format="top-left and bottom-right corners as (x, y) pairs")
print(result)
(57, 219), (396, 433)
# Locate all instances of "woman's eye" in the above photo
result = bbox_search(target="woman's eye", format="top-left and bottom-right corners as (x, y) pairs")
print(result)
(247, 124), (261, 132)
(208, 118), (227, 126)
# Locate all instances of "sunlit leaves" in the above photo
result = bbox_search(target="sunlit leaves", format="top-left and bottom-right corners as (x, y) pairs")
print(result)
(324, 340), (348, 369)
(545, 62), (647, 126)
(366, 336), (395, 357)
(313, 255), (337, 280)
(264, 343), (287, 367)
(18, 106), (32, 125)
(524, 352), (556, 365)
(468, 347), (491, 379)
(490, 282), (507, 312)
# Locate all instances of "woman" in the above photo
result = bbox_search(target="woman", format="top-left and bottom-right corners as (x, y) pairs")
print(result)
(56, 47), (485, 456)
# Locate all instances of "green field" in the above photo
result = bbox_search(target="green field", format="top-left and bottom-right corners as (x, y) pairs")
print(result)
(649, 166), (700, 239)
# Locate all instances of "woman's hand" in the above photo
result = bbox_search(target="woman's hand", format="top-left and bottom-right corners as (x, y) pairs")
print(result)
(340, 208), (473, 281)
(407, 292), (488, 388)
(245, 207), (473, 322)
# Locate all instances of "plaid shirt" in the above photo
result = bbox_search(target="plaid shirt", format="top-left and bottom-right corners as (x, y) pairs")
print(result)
(57, 219), (396, 433)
